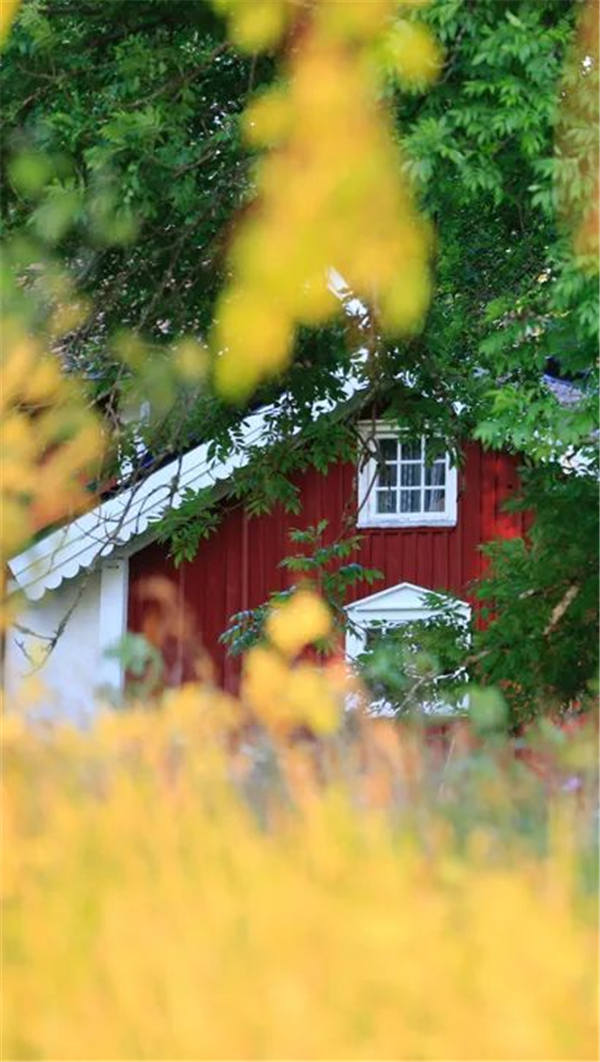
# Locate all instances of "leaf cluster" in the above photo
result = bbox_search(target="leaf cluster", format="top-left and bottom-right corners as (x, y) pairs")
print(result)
(472, 462), (599, 727)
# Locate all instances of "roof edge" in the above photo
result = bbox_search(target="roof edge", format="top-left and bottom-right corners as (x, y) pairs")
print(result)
(9, 375), (367, 601)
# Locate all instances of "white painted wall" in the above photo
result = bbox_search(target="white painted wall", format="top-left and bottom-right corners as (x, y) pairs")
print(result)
(3, 558), (128, 727)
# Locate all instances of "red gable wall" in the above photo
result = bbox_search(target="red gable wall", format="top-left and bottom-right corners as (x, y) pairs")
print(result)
(127, 442), (525, 690)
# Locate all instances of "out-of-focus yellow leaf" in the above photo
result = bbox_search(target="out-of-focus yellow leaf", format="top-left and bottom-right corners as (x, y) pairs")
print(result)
(377, 19), (443, 87)
(211, 0), (440, 400)
(0, 0), (19, 47)
(555, 0), (599, 268)
(266, 589), (332, 657)
(0, 320), (103, 593)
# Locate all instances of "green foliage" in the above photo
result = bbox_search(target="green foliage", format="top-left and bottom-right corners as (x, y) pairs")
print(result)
(103, 631), (163, 699)
(152, 486), (222, 565)
(398, 0), (597, 457)
(473, 462), (599, 727)
(3, 0), (594, 475)
(282, 521), (382, 613)
(1, 1), (254, 347)
(468, 687), (509, 739)
(220, 520), (382, 656)
(474, 380), (598, 460)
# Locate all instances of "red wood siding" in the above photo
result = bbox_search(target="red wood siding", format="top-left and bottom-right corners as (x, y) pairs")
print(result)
(128, 442), (525, 690)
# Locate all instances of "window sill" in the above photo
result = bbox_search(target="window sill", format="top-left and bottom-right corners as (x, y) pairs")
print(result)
(357, 514), (458, 530)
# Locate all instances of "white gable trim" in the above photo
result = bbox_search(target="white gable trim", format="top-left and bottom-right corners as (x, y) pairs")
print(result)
(8, 408), (266, 601)
(8, 374), (366, 602)
(345, 580), (471, 659)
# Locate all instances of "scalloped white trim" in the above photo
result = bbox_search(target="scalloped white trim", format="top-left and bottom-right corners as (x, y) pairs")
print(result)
(8, 406), (270, 601)
(9, 370), (366, 603)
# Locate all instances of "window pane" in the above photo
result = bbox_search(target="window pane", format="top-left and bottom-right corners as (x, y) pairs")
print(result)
(400, 463), (421, 487)
(378, 462), (397, 487)
(424, 488), (445, 512)
(365, 625), (390, 650)
(401, 439), (421, 461)
(379, 438), (397, 462)
(376, 489), (397, 514)
(424, 461), (446, 487)
(365, 627), (379, 650)
(400, 489), (421, 513)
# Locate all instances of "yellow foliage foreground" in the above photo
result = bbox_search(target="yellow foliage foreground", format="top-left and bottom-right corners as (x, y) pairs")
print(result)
(212, 0), (440, 399)
(2, 682), (597, 1061)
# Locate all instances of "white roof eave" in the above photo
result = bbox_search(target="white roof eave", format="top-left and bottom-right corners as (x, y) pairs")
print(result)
(8, 406), (269, 602)
(9, 372), (367, 602)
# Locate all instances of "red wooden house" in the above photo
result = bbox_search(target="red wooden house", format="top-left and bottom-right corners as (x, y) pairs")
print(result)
(5, 391), (527, 724)
(128, 432), (524, 690)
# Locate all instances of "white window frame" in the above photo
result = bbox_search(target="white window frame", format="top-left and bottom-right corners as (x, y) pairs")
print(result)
(345, 581), (471, 715)
(345, 581), (470, 660)
(356, 421), (457, 529)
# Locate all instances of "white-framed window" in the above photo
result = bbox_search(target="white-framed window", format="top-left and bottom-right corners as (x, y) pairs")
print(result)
(357, 422), (457, 528)
(345, 581), (470, 659)
(345, 581), (471, 715)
